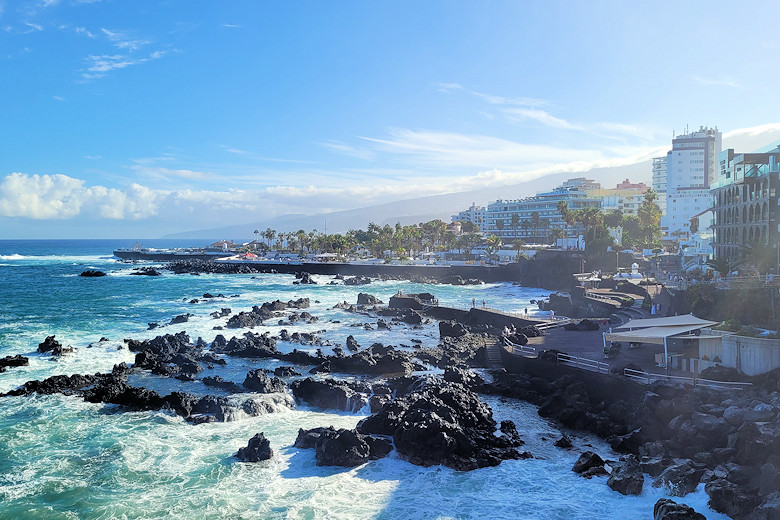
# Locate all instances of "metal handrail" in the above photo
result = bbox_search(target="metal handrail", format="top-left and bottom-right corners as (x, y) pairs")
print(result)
(623, 368), (752, 390)
(558, 352), (610, 374)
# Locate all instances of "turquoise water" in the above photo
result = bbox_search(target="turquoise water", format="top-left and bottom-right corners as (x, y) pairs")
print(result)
(0, 240), (726, 519)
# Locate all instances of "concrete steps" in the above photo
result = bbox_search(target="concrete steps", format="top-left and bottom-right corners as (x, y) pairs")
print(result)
(485, 339), (504, 368)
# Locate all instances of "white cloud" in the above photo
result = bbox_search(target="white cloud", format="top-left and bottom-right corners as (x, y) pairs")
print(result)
(222, 24), (241, 28)
(74, 26), (96, 38)
(131, 165), (210, 181)
(23, 21), (42, 32)
(52, 95), (65, 101)
(0, 173), (164, 220)
(82, 50), (164, 78)
(0, 173), (85, 219)
(320, 140), (374, 160)
(690, 75), (744, 89)
(503, 107), (583, 130)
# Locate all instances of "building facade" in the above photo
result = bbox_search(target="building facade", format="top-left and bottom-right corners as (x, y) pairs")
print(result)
(658, 126), (722, 240)
(711, 147), (780, 262)
(652, 156), (668, 216)
(452, 203), (486, 230)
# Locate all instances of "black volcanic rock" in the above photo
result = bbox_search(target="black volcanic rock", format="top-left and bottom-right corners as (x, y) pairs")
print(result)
(653, 498), (706, 520)
(80, 270), (106, 277)
(357, 378), (525, 471)
(294, 426), (392, 467)
(236, 433), (273, 462)
(37, 335), (74, 356)
(607, 454), (644, 495)
(0, 355), (29, 370)
(243, 369), (286, 393)
(291, 378), (367, 412)
(357, 293), (382, 305)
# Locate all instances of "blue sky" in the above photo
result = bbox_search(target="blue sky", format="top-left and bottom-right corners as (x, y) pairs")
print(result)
(2, 0), (780, 238)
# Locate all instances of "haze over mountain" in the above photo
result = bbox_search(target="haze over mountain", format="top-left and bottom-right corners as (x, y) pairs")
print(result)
(165, 161), (651, 240)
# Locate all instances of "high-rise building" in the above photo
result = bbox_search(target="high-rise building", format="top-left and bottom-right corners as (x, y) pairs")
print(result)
(452, 203), (486, 230)
(658, 126), (722, 240)
(652, 157), (667, 215)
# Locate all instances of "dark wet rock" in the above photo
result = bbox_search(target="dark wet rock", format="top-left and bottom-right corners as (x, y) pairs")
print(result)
(344, 275), (372, 286)
(377, 319), (389, 329)
(443, 366), (484, 387)
(329, 343), (413, 376)
(80, 270), (106, 277)
(652, 459), (705, 496)
(653, 498), (706, 520)
(83, 380), (165, 410)
(607, 454), (644, 495)
(37, 335), (74, 356)
(705, 478), (763, 518)
(346, 335), (360, 352)
(210, 308), (231, 319)
(202, 376), (243, 393)
(294, 271), (316, 284)
(148, 322), (159, 330)
(357, 378), (523, 471)
(572, 451), (606, 476)
(439, 321), (469, 338)
(554, 434), (573, 449)
(220, 332), (279, 358)
(130, 267), (161, 276)
(357, 293), (382, 305)
(291, 378), (367, 412)
(315, 428), (371, 466)
(735, 421), (778, 467)
(274, 366), (301, 377)
(295, 426), (392, 466)
(169, 313), (191, 325)
(243, 369), (286, 393)
(0, 355), (29, 370)
(235, 433), (273, 462)
(2, 372), (105, 397)
(309, 361), (331, 374)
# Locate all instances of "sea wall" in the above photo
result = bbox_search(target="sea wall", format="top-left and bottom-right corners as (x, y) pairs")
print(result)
(720, 334), (780, 376)
(500, 348), (647, 403)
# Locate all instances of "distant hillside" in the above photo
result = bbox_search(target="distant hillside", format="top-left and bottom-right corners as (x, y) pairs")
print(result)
(163, 161), (651, 240)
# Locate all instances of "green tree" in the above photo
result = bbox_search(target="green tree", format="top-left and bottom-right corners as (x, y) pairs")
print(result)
(638, 189), (662, 245)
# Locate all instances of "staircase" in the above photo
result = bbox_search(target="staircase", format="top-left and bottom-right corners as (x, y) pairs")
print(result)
(485, 338), (504, 368)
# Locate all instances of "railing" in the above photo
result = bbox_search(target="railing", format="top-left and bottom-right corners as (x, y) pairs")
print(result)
(557, 352), (610, 374)
(503, 339), (538, 358)
(623, 368), (752, 390)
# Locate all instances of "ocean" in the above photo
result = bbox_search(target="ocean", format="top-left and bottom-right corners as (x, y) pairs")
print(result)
(0, 240), (726, 519)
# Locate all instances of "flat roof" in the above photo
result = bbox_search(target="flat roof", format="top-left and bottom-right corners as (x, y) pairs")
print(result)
(617, 313), (718, 330)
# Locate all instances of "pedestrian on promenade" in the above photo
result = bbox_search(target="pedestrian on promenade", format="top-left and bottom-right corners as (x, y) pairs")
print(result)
(482, 300), (485, 308)
(550, 309), (555, 320)
(472, 298), (476, 308)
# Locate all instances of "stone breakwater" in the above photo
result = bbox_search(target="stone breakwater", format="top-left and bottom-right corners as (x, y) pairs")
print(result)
(489, 352), (780, 519)
(162, 249), (584, 289)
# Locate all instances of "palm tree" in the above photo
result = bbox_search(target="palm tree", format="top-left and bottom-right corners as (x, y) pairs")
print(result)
(486, 234), (502, 264)
(510, 214), (520, 242)
(550, 227), (564, 246)
(495, 219), (505, 238)
(530, 211), (540, 243)
(706, 256), (735, 278)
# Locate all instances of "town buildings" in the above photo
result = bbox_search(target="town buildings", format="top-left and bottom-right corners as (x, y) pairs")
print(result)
(451, 177), (647, 244)
(656, 126), (722, 240)
(711, 146), (780, 264)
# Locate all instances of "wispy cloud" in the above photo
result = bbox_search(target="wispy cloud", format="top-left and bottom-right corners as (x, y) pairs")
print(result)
(52, 95), (65, 101)
(503, 107), (582, 130)
(82, 50), (165, 78)
(219, 145), (247, 155)
(690, 75), (744, 89)
(222, 24), (241, 29)
(101, 27), (150, 51)
(23, 21), (43, 32)
(320, 140), (374, 161)
(74, 26), (96, 38)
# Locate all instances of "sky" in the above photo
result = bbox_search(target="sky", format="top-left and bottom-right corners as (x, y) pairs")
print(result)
(2, 0), (780, 238)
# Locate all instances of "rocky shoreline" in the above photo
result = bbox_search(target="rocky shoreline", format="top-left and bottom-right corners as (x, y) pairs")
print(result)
(3, 288), (777, 519)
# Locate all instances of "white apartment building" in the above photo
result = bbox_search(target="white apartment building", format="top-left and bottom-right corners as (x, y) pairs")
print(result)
(452, 203), (486, 230)
(652, 157), (667, 215)
(658, 126), (722, 240)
